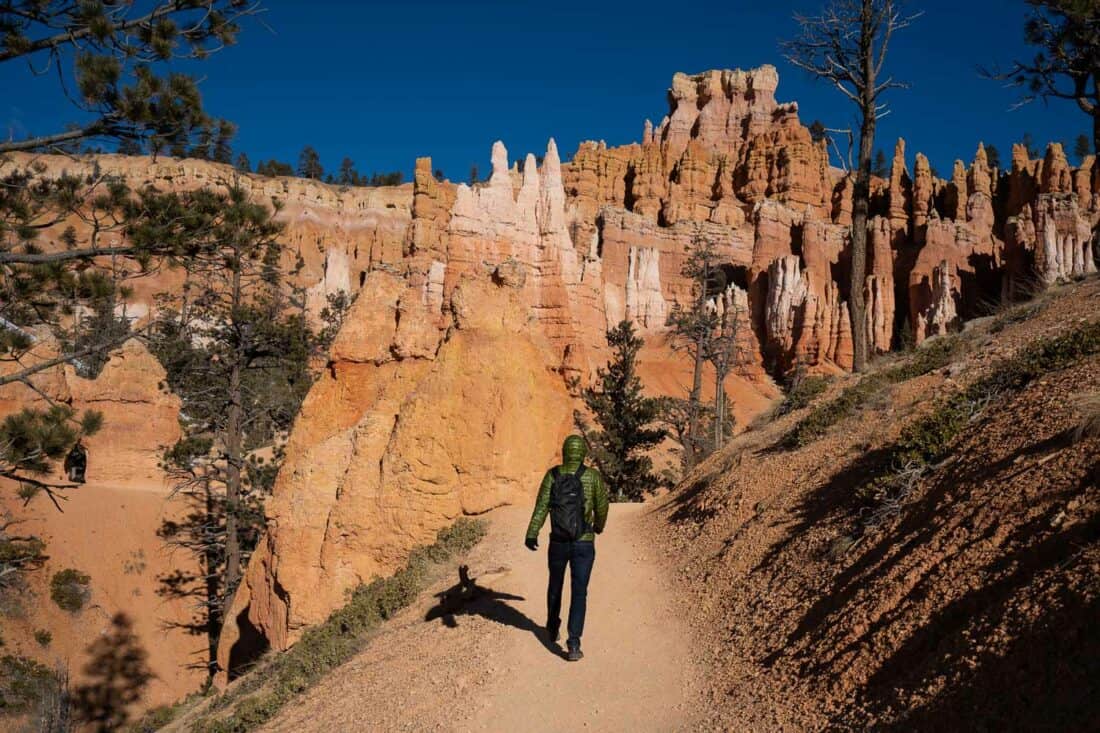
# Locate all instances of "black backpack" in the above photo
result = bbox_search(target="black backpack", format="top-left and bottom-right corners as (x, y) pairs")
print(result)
(549, 464), (588, 541)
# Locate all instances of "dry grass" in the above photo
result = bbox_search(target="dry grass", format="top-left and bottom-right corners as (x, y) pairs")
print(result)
(1073, 391), (1100, 442)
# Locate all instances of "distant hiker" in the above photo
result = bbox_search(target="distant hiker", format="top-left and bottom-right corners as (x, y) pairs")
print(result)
(525, 434), (610, 662)
(65, 441), (87, 484)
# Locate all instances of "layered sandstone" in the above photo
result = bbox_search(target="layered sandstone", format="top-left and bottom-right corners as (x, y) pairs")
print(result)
(6, 65), (1096, 687)
(2, 152), (413, 324)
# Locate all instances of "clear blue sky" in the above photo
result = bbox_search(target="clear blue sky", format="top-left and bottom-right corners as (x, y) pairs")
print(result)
(2, 0), (1090, 180)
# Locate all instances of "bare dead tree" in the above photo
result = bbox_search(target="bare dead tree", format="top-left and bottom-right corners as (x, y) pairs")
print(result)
(705, 291), (748, 451)
(782, 0), (920, 372)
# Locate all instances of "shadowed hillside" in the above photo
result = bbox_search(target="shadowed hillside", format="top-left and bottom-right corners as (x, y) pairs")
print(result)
(649, 276), (1100, 730)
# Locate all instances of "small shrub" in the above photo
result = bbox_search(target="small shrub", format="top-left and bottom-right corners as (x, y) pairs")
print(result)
(33, 630), (51, 648)
(49, 569), (91, 612)
(781, 375), (887, 448)
(777, 375), (832, 416)
(0, 534), (46, 608)
(989, 301), (1045, 334)
(124, 689), (211, 733)
(0, 654), (58, 714)
(881, 335), (963, 382)
(781, 336), (964, 448)
(849, 320), (1100, 536)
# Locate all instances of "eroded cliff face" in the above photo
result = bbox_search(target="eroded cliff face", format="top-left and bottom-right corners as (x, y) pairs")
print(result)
(3, 152), (413, 324)
(214, 66), (1098, 674)
(215, 273), (575, 673)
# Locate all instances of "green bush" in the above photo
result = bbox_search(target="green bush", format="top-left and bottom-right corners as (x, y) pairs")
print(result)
(781, 336), (964, 448)
(0, 654), (58, 714)
(989, 301), (1045, 334)
(126, 704), (180, 732)
(853, 321), (1100, 526)
(777, 375), (832, 416)
(190, 517), (487, 733)
(49, 569), (91, 612)
(880, 335), (962, 382)
(33, 630), (51, 648)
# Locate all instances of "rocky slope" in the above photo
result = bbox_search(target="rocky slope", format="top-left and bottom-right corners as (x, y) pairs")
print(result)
(648, 277), (1099, 729)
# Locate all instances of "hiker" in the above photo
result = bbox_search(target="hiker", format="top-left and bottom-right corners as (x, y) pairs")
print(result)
(524, 434), (610, 662)
(64, 441), (87, 484)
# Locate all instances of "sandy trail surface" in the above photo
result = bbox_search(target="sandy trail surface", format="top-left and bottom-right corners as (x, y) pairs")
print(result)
(264, 502), (702, 732)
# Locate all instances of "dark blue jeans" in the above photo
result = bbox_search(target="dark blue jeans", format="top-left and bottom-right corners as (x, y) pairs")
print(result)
(546, 539), (595, 646)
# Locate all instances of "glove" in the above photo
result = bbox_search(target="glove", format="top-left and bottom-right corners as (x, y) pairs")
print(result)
(525, 536), (538, 551)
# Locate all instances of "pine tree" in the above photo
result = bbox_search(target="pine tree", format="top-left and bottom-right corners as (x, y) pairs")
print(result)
(991, 1), (1100, 157)
(1022, 132), (1041, 158)
(338, 157), (360, 186)
(1, 1), (263, 495)
(0, 1), (261, 155)
(579, 321), (666, 502)
(147, 186), (317, 676)
(211, 121), (236, 165)
(298, 146), (324, 180)
(872, 149), (889, 178)
(469, 165), (480, 184)
(117, 139), (144, 156)
(235, 153), (252, 174)
(256, 159), (294, 177)
(985, 144), (1003, 170)
(0, 170), (199, 495)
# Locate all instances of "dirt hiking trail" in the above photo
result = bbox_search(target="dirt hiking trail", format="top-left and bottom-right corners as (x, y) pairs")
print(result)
(264, 502), (703, 732)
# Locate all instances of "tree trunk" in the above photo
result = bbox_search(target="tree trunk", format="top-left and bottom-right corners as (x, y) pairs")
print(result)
(223, 258), (244, 607)
(713, 370), (725, 451)
(204, 479), (221, 676)
(850, 0), (878, 373)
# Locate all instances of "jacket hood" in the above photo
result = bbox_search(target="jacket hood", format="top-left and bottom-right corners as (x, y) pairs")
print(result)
(561, 435), (588, 465)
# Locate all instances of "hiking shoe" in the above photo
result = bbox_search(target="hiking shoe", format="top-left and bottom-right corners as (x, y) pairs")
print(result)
(546, 622), (560, 643)
(566, 644), (584, 662)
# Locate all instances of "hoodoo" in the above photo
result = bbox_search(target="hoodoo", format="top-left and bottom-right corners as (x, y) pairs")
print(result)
(208, 66), (1098, 673)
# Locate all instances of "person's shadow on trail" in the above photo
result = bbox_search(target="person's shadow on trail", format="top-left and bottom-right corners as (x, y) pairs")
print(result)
(425, 565), (563, 658)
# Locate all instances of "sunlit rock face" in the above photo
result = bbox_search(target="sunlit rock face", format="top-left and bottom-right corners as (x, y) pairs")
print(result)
(9, 66), (1094, 681)
(218, 68), (1098, 673)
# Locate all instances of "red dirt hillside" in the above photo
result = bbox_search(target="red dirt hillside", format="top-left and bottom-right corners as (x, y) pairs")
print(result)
(648, 276), (1099, 730)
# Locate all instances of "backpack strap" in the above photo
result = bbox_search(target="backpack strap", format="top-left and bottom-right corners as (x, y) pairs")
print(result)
(573, 463), (585, 479)
(551, 467), (560, 481)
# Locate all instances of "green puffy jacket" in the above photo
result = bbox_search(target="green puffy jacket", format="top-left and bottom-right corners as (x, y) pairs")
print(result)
(526, 435), (610, 542)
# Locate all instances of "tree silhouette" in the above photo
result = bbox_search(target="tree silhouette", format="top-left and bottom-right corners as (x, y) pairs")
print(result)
(74, 613), (153, 732)
(298, 146), (324, 180)
(990, 1), (1100, 155)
